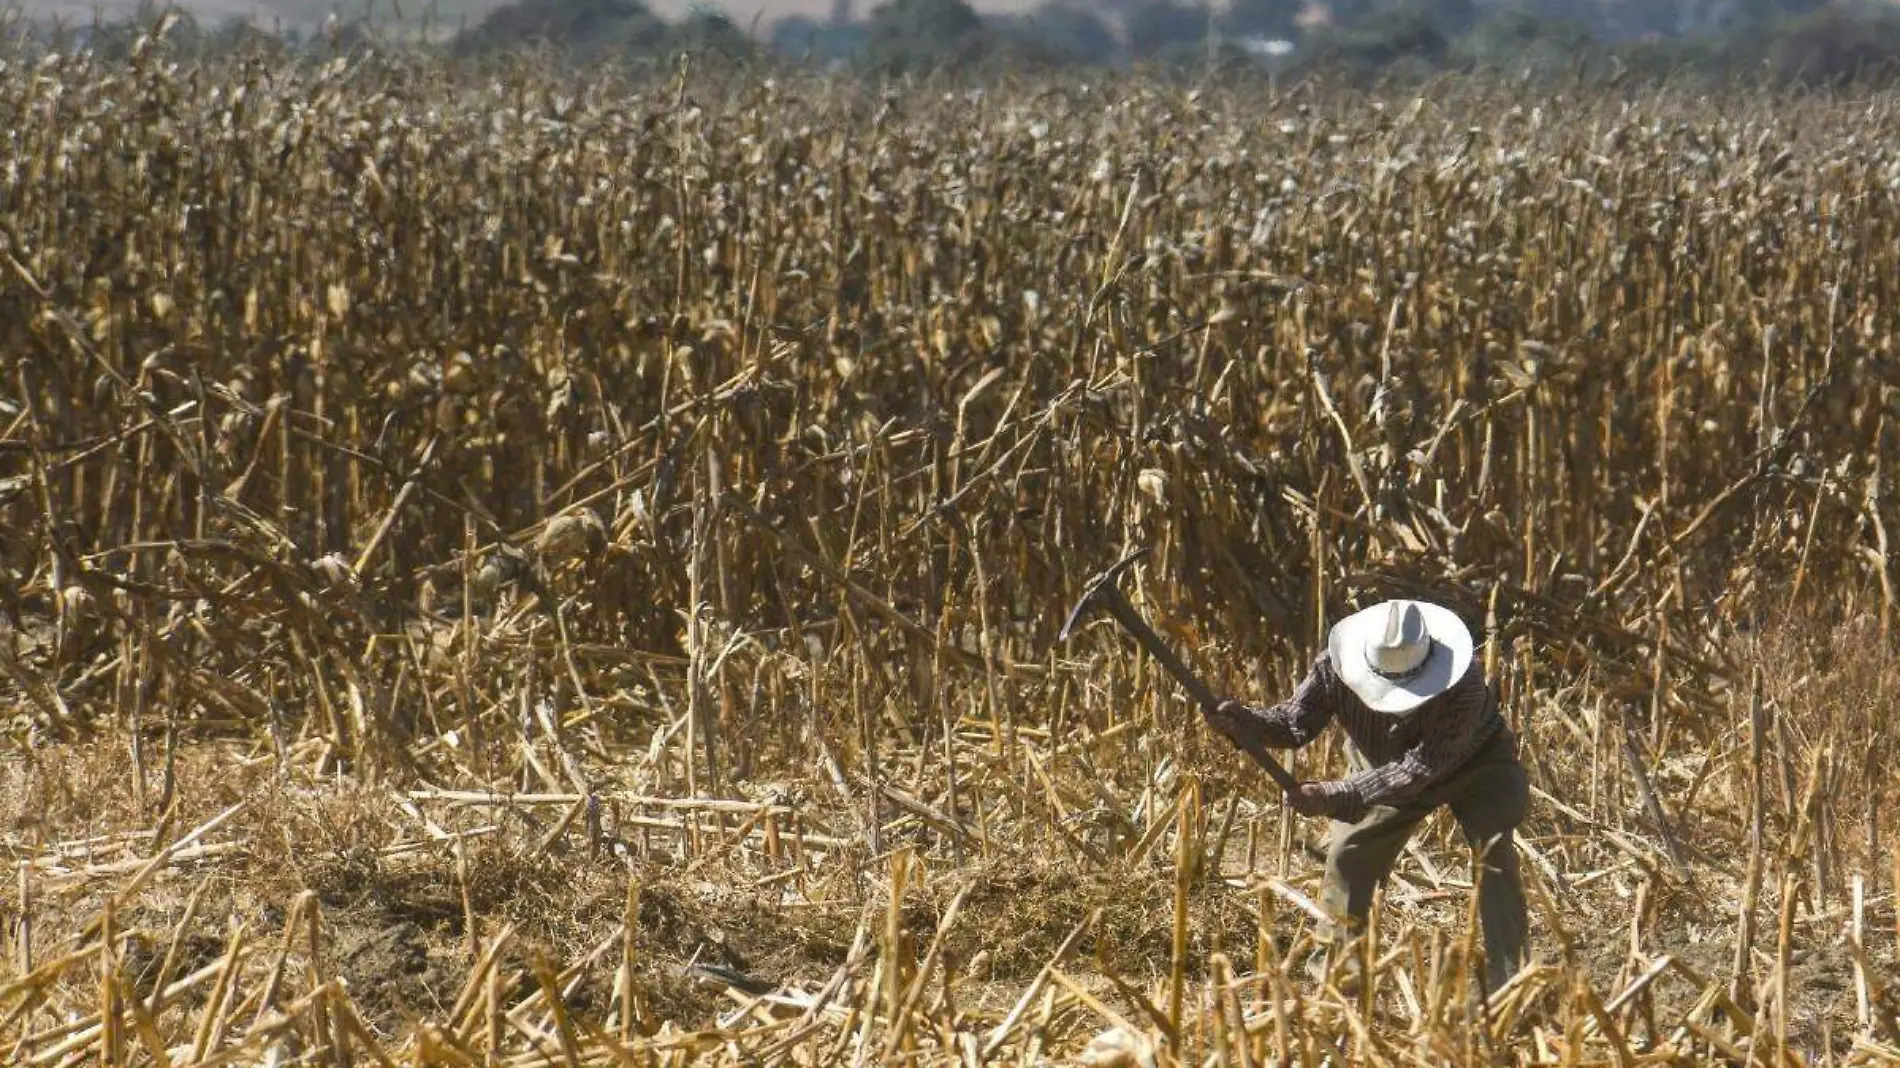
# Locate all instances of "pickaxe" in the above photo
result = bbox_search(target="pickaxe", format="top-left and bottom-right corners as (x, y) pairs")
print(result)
(1059, 547), (1301, 794)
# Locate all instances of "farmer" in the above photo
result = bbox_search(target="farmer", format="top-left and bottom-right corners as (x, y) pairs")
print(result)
(1207, 599), (1529, 995)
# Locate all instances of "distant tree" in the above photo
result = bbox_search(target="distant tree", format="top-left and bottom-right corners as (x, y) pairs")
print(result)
(1122, 0), (1209, 59)
(1091, 0), (1153, 20)
(1587, 0), (1691, 40)
(1424, 0), (1477, 36)
(1605, 0), (1865, 82)
(1298, 2), (1448, 76)
(771, 15), (869, 64)
(864, 0), (985, 73)
(1326, 0), (1378, 24)
(1321, 0), (1473, 35)
(668, 8), (753, 60)
(1764, 3), (1900, 84)
(989, 2), (1118, 65)
(1674, 0), (1824, 37)
(772, 13), (822, 49)
(1221, 0), (1303, 40)
(321, 16), (391, 55)
(1454, 3), (1595, 76)
(203, 15), (290, 58)
(454, 0), (669, 62)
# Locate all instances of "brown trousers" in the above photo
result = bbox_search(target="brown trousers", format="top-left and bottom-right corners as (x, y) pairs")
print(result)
(1315, 724), (1530, 995)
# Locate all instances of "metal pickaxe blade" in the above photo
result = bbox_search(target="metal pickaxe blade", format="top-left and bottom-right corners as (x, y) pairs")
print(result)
(1059, 547), (1300, 795)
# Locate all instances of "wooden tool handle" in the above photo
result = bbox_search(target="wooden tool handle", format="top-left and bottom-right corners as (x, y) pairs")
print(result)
(1096, 586), (1301, 794)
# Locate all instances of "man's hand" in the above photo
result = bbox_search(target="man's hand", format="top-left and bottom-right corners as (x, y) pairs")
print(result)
(1204, 699), (1309, 798)
(1285, 782), (1336, 818)
(1203, 698), (1249, 737)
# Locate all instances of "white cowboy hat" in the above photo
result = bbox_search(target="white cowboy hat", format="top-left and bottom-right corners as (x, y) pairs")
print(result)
(1326, 599), (1475, 714)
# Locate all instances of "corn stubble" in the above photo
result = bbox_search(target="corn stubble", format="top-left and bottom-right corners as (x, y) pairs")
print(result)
(2, 34), (1898, 1067)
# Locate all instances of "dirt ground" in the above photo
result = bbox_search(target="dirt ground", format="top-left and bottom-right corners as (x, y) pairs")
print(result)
(5, 731), (1891, 1059)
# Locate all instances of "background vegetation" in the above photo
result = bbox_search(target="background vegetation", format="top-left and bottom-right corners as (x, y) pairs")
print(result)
(2, 8), (1899, 1068)
(14, 0), (1900, 85)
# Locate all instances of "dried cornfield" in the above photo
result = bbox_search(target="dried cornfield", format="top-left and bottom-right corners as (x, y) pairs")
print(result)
(2, 32), (1899, 1067)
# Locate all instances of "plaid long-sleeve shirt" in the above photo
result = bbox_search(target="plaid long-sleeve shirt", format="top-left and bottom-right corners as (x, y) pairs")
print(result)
(1212, 652), (1502, 823)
